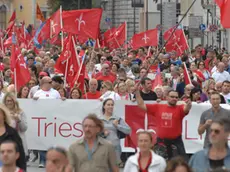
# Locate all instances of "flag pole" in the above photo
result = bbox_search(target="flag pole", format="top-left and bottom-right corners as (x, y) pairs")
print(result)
(147, 46), (151, 56)
(72, 36), (81, 67)
(125, 21), (128, 55)
(181, 25), (191, 55)
(183, 62), (192, 84)
(74, 54), (86, 87)
(0, 38), (4, 53)
(60, 5), (64, 51)
(14, 68), (17, 96)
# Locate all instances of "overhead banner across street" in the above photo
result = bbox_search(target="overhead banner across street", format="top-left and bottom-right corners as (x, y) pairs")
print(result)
(19, 99), (230, 153)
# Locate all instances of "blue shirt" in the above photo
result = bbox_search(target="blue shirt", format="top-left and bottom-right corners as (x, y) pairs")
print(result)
(189, 146), (230, 172)
(170, 59), (182, 66)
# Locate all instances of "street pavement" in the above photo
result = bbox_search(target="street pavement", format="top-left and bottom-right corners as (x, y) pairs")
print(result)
(27, 161), (124, 172)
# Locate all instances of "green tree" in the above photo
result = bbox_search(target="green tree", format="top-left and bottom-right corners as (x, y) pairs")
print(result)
(47, 0), (94, 14)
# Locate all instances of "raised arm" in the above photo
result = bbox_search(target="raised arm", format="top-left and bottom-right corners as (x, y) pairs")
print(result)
(135, 90), (147, 112)
(184, 99), (192, 114)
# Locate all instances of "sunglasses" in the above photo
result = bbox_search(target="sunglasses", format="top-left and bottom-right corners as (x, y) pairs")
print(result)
(119, 79), (126, 82)
(169, 96), (178, 99)
(210, 129), (220, 135)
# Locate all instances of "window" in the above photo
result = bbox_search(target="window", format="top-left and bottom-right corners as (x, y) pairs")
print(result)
(0, 5), (7, 29)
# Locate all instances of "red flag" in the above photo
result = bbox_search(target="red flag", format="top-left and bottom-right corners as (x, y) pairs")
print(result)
(34, 9), (61, 46)
(107, 22), (126, 49)
(14, 52), (31, 91)
(152, 64), (163, 90)
(124, 105), (146, 148)
(8, 10), (16, 23)
(55, 34), (80, 85)
(132, 29), (158, 50)
(0, 63), (4, 71)
(11, 34), (30, 91)
(62, 8), (102, 40)
(10, 33), (17, 70)
(164, 28), (189, 56)
(36, 3), (45, 22)
(103, 27), (116, 47)
(49, 9), (61, 38)
(72, 58), (86, 93)
(183, 62), (192, 85)
(215, 0), (230, 28)
(5, 21), (15, 36)
(4, 36), (13, 47)
(124, 105), (157, 148)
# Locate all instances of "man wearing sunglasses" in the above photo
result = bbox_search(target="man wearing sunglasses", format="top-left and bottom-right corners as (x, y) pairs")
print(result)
(33, 76), (61, 100)
(198, 92), (230, 148)
(135, 89), (192, 160)
(189, 117), (230, 171)
(33, 76), (61, 168)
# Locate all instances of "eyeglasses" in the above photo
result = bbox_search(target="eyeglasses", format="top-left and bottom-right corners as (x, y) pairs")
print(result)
(210, 129), (220, 135)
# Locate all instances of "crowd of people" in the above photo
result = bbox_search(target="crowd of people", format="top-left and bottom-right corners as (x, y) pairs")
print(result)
(0, 43), (229, 172)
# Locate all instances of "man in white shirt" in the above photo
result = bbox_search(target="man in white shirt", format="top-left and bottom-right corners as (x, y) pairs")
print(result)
(28, 72), (49, 98)
(221, 81), (230, 103)
(33, 76), (61, 168)
(34, 76), (61, 99)
(95, 56), (106, 72)
(212, 62), (230, 83)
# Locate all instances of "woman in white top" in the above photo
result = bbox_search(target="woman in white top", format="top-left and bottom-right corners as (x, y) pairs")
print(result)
(124, 131), (166, 172)
(3, 92), (28, 158)
(100, 81), (121, 101)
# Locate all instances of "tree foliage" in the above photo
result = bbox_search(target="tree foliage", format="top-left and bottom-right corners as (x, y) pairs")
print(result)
(47, 0), (94, 14)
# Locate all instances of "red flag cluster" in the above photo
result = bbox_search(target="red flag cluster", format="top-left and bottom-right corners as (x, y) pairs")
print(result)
(215, 0), (230, 28)
(10, 34), (31, 91)
(104, 22), (126, 49)
(164, 27), (189, 56)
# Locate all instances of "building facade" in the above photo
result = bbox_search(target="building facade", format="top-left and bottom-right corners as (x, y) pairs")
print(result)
(0, 0), (49, 29)
(103, 0), (140, 39)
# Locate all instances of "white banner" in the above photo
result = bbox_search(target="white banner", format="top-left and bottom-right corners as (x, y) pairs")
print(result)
(18, 99), (230, 154)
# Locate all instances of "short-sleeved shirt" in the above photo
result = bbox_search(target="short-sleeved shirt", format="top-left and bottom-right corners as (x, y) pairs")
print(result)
(199, 107), (230, 148)
(95, 74), (116, 83)
(140, 91), (157, 101)
(83, 91), (101, 99)
(68, 137), (117, 172)
(146, 104), (186, 139)
(33, 88), (61, 99)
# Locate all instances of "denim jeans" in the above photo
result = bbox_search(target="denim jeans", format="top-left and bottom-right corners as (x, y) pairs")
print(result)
(114, 145), (122, 164)
(39, 151), (47, 164)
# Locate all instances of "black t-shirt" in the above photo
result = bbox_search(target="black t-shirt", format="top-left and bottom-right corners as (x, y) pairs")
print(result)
(209, 158), (225, 170)
(140, 90), (157, 101)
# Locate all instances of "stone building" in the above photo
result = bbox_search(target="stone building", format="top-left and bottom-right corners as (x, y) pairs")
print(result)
(0, 0), (49, 29)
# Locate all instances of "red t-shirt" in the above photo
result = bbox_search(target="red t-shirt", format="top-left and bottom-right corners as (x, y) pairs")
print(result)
(146, 104), (186, 139)
(83, 91), (101, 99)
